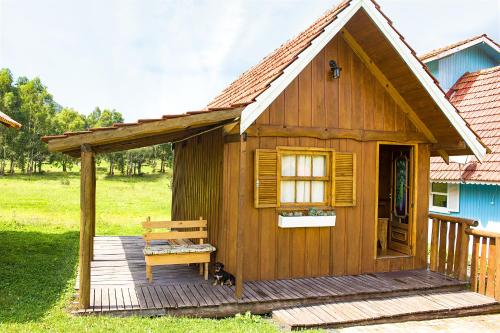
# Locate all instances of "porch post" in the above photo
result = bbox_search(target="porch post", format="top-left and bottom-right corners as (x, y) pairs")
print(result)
(79, 144), (95, 309)
(235, 134), (247, 298)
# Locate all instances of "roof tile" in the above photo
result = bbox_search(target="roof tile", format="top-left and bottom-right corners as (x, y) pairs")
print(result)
(431, 66), (500, 184)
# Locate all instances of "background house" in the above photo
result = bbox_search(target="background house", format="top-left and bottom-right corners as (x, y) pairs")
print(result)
(421, 36), (500, 231)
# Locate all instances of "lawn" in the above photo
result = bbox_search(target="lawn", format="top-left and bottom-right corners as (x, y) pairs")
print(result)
(0, 168), (287, 333)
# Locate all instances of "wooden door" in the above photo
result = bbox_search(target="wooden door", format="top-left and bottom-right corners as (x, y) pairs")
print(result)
(388, 146), (414, 255)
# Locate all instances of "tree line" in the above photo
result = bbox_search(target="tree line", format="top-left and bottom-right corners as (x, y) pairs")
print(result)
(0, 68), (173, 175)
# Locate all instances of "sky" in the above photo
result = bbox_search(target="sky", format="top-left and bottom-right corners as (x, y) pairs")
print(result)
(1, 0), (499, 121)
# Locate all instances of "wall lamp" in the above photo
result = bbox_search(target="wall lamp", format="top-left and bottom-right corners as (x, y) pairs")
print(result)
(329, 60), (342, 79)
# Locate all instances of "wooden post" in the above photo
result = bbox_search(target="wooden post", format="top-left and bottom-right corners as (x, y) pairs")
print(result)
(90, 156), (96, 260)
(79, 144), (95, 309)
(457, 224), (470, 281)
(199, 216), (204, 276)
(429, 218), (439, 271)
(495, 237), (500, 300)
(235, 134), (247, 298)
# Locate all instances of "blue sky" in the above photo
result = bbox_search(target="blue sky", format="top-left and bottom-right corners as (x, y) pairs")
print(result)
(1, 0), (498, 121)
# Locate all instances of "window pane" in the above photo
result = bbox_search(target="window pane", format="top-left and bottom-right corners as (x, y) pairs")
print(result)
(312, 156), (326, 177)
(281, 181), (295, 202)
(432, 194), (447, 208)
(281, 155), (296, 176)
(296, 181), (311, 202)
(432, 182), (448, 194)
(297, 155), (312, 176)
(311, 181), (324, 202)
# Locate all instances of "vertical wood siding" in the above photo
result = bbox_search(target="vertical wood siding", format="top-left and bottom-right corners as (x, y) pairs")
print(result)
(220, 34), (431, 281)
(172, 129), (224, 253)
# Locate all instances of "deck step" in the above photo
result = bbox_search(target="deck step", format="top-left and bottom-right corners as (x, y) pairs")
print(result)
(272, 290), (500, 330)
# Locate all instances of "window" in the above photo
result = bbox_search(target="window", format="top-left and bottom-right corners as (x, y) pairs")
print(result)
(279, 150), (331, 205)
(429, 182), (460, 213)
(254, 147), (355, 208)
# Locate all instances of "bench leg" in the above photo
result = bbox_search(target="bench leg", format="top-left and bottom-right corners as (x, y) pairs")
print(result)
(199, 263), (203, 275)
(146, 265), (152, 283)
(204, 262), (209, 280)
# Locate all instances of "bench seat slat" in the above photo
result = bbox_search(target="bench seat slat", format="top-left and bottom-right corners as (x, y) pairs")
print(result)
(144, 231), (207, 241)
(142, 220), (207, 229)
(144, 243), (216, 255)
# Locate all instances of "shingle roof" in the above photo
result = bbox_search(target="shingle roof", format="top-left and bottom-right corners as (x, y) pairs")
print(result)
(420, 34), (499, 62)
(430, 66), (500, 184)
(0, 111), (21, 129)
(41, 109), (218, 143)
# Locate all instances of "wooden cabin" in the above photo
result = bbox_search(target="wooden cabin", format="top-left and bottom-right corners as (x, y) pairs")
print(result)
(43, 0), (492, 315)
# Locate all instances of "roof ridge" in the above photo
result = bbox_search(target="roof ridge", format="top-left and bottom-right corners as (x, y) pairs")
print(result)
(420, 34), (499, 61)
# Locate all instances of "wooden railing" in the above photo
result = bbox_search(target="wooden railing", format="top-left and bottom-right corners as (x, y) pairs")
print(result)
(429, 213), (500, 301)
(429, 213), (478, 281)
(466, 228), (500, 300)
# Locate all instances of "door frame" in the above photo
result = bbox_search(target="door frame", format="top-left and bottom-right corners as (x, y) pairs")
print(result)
(374, 142), (418, 258)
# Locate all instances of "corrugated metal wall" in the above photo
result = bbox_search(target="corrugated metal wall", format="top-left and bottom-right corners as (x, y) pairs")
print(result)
(446, 184), (499, 228)
(427, 45), (498, 91)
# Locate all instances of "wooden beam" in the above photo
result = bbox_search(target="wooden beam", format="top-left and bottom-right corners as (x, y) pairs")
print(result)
(245, 125), (428, 143)
(341, 29), (438, 144)
(79, 144), (95, 309)
(223, 121), (240, 135)
(64, 126), (217, 157)
(48, 108), (242, 154)
(437, 149), (450, 164)
(235, 135), (247, 298)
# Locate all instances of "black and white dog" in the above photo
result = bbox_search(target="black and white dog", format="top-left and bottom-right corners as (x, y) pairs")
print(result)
(212, 262), (236, 286)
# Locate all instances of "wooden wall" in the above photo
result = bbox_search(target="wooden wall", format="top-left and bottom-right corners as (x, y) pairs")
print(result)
(171, 129), (224, 249)
(218, 34), (431, 281)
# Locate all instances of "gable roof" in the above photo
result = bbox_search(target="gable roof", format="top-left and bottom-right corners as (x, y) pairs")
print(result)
(431, 66), (500, 184)
(206, 0), (487, 161)
(43, 0), (488, 161)
(0, 111), (21, 129)
(420, 34), (500, 63)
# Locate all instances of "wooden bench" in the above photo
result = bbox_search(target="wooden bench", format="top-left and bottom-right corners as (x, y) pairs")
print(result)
(142, 217), (215, 282)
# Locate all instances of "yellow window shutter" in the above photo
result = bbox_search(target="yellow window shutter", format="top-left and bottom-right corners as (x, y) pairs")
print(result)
(332, 152), (356, 206)
(254, 149), (278, 208)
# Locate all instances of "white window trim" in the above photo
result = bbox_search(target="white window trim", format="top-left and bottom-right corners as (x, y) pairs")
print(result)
(429, 182), (460, 213)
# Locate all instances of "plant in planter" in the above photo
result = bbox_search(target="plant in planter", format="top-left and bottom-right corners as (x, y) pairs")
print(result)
(278, 208), (336, 228)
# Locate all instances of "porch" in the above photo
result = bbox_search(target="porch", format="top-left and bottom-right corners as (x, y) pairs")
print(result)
(75, 235), (475, 317)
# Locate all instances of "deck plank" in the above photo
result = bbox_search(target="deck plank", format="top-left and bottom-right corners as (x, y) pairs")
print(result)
(272, 291), (500, 330)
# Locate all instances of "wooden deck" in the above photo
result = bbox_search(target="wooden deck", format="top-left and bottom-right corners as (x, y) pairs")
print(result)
(273, 290), (500, 330)
(75, 236), (475, 317)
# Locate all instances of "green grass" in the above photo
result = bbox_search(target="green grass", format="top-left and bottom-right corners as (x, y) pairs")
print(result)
(0, 169), (171, 235)
(0, 170), (289, 333)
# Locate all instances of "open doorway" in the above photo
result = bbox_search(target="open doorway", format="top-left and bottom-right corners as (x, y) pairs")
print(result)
(376, 144), (416, 257)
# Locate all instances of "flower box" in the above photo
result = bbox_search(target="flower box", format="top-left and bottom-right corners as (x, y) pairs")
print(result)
(278, 215), (336, 228)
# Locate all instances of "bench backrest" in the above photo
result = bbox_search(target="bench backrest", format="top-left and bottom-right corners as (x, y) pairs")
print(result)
(142, 217), (208, 245)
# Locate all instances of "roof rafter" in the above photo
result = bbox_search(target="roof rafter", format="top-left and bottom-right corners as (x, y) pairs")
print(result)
(46, 108), (242, 155)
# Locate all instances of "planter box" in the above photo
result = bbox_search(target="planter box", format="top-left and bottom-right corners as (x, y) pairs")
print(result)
(278, 215), (336, 228)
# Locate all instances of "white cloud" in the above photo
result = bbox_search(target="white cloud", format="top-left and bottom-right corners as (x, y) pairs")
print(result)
(1, 0), (498, 121)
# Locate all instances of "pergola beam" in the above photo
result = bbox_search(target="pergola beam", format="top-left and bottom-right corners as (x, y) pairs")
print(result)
(47, 108), (242, 155)
(79, 144), (95, 309)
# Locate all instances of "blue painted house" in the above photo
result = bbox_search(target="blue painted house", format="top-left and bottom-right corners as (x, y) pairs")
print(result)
(421, 35), (500, 230)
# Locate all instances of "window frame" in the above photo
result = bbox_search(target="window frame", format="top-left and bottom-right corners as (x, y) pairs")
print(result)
(277, 147), (334, 208)
(429, 182), (460, 213)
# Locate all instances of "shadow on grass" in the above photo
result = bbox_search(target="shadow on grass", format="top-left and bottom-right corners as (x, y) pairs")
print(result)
(101, 173), (168, 183)
(0, 230), (79, 323)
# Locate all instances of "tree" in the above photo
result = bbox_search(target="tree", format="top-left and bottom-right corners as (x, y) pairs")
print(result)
(0, 69), (20, 174)
(16, 77), (57, 173)
(52, 108), (85, 171)
(86, 108), (124, 176)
